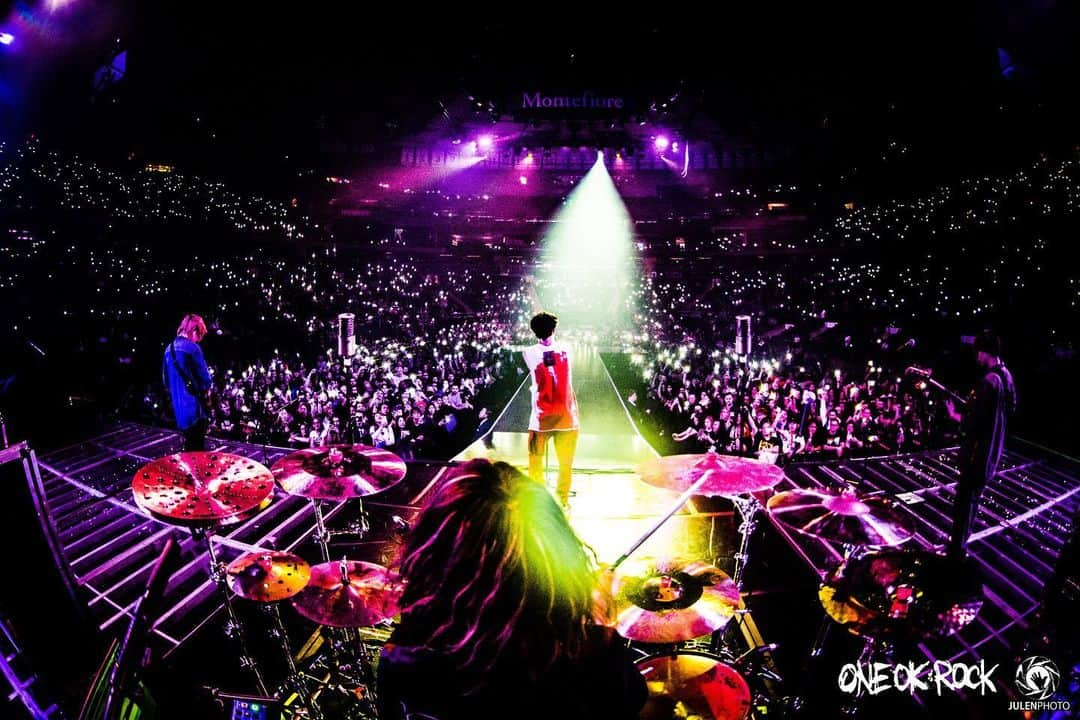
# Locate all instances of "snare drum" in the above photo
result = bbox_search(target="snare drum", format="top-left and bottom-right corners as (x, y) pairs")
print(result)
(635, 651), (751, 720)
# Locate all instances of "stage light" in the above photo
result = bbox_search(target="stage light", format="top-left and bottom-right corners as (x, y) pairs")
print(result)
(519, 175), (528, 185)
(0, 33), (14, 46)
(477, 135), (493, 150)
(535, 153), (638, 332)
(654, 136), (669, 151)
(672, 142), (679, 152)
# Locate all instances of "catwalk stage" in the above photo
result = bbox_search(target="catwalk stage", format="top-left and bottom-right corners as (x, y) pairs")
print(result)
(14, 348), (1080, 709)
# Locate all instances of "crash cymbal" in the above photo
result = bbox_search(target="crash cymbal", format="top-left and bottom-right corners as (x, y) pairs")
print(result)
(272, 445), (407, 501)
(132, 452), (275, 525)
(291, 560), (402, 628)
(636, 652), (752, 720)
(613, 558), (743, 644)
(767, 488), (915, 547)
(819, 549), (983, 639)
(639, 452), (785, 497)
(226, 551), (311, 603)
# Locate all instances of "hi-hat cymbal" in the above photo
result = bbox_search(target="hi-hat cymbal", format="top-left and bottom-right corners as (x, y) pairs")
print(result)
(767, 488), (915, 547)
(132, 452), (274, 525)
(639, 452), (785, 497)
(819, 549), (983, 639)
(613, 558), (743, 644)
(272, 445), (407, 501)
(291, 560), (402, 628)
(226, 551), (311, 603)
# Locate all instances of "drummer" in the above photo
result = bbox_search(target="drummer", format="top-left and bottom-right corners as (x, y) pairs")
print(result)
(377, 459), (646, 719)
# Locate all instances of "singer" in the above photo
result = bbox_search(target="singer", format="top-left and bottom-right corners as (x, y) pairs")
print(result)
(523, 312), (579, 508)
(942, 331), (1016, 562)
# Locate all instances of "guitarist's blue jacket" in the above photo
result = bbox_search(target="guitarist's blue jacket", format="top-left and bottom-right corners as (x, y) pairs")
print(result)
(162, 336), (212, 431)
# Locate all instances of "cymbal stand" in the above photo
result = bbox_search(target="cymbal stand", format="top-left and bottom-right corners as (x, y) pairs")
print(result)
(262, 603), (322, 720)
(710, 493), (760, 654)
(194, 526), (269, 696)
(728, 494), (762, 588)
(311, 500), (333, 564)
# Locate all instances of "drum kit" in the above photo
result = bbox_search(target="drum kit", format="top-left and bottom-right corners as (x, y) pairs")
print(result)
(130, 441), (984, 719)
(132, 444), (408, 719)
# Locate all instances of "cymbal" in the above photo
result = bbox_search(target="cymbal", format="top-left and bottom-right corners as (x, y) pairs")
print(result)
(819, 549), (983, 639)
(613, 558), (743, 643)
(226, 551), (311, 603)
(272, 445), (407, 501)
(132, 452), (275, 525)
(291, 560), (402, 628)
(636, 652), (752, 720)
(639, 452), (785, 497)
(767, 488), (915, 547)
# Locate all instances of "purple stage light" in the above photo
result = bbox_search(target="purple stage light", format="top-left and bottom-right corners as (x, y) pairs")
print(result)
(522, 152), (534, 165)
(654, 135), (669, 151)
(519, 175), (528, 185)
(0, 33), (14, 46)
(477, 135), (493, 150)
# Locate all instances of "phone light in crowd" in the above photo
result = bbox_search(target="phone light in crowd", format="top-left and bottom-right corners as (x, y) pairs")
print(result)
(0, 33), (14, 45)
(654, 135), (670, 151)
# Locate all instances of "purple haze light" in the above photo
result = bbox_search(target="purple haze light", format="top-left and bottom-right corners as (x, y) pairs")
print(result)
(477, 135), (494, 150)
(0, 33), (14, 46)
(654, 135), (669, 151)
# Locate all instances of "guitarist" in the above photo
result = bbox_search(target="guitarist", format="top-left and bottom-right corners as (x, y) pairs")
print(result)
(162, 313), (213, 451)
(942, 330), (1017, 562)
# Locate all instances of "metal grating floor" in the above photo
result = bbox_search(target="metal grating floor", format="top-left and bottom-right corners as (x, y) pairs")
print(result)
(767, 441), (1080, 692)
(34, 423), (448, 658)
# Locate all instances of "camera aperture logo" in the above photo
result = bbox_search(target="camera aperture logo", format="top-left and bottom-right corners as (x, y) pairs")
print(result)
(1009, 656), (1070, 713)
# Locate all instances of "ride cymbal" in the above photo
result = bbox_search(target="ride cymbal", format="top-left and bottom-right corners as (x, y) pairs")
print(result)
(272, 445), (407, 501)
(640, 452), (785, 497)
(291, 559), (402, 628)
(767, 488), (915, 547)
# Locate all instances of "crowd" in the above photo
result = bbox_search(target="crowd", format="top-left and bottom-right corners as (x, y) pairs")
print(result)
(2, 137), (1077, 460)
(629, 346), (940, 462)
(211, 324), (513, 459)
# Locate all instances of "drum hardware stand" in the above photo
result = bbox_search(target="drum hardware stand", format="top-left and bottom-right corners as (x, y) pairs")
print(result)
(260, 604), (323, 720)
(193, 526), (269, 696)
(709, 493), (761, 655)
(310, 500), (335, 564)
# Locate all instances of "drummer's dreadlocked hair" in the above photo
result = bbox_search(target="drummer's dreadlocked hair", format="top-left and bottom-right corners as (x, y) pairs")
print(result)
(396, 459), (598, 690)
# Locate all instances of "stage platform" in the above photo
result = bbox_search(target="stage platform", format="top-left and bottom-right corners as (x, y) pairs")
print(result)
(20, 364), (1080, 709)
